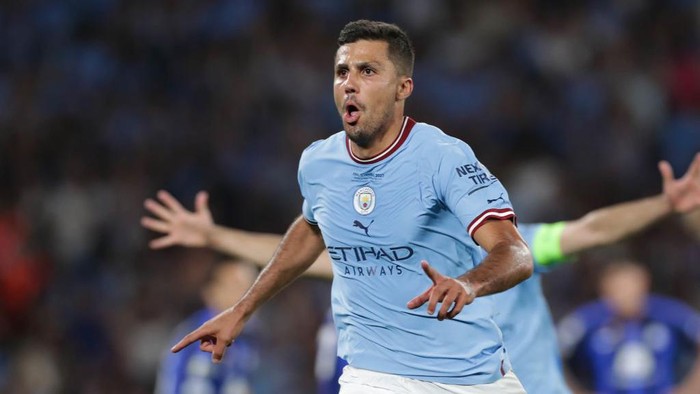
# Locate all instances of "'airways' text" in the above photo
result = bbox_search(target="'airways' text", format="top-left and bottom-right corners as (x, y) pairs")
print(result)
(341, 264), (404, 277)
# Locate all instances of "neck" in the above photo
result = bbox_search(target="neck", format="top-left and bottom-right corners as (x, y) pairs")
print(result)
(350, 113), (405, 160)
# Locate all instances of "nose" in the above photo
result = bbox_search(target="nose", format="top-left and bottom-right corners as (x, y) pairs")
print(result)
(343, 72), (358, 94)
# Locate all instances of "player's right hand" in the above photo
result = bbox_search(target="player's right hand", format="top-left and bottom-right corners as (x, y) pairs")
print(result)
(407, 260), (475, 320)
(141, 190), (214, 249)
(171, 306), (245, 364)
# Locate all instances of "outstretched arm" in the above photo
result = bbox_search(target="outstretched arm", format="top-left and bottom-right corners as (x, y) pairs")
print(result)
(141, 190), (334, 279)
(210, 227), (334, 279)
(559, 154), (700, 256)
(171, 216), (326, 362)
(559, 194), (671, 255)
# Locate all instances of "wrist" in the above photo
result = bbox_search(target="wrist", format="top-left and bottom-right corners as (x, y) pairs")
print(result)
(231, 298), (257, 321)
(658, 193), (676, 215)
(202, 223), (219, 248)
(457, 276), (478, 297)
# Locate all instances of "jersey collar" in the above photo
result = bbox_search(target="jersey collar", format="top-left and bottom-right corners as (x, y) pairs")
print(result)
(346, 116), (416, 165)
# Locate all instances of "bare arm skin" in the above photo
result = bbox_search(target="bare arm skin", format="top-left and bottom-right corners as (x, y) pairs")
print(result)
(407, 219), (533, 320)
(141, 190), (335, 279)
(207, 226), (334, 279)
(559, 194), (672, 255)
(171, 216), (326, 362)
(559, 154), (700, 256)
(464, 219), (534, 295)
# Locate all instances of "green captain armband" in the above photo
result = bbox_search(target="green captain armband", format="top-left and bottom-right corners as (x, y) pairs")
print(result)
(531, 221), (568, 266)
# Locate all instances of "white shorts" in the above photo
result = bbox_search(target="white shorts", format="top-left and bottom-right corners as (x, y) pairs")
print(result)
(339, 365), (527, 394)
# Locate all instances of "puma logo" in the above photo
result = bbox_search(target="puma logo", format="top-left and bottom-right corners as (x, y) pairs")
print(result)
(487, 193), (505, 204)
(353, 220), (374, 236)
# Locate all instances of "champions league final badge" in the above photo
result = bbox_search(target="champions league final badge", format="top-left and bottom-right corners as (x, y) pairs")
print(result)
(353, 186), (375, 215)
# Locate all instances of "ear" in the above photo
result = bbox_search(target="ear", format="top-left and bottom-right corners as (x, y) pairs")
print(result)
(396, 77), (413, 101)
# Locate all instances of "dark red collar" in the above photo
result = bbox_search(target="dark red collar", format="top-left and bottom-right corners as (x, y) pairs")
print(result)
(346, 117), (416, 164)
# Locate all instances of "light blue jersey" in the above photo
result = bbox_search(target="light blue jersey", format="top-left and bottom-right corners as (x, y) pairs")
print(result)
(493, 223), (571, 394)
(298, 117), (517, 385)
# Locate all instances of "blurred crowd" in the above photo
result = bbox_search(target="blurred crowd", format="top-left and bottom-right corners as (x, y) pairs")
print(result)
(1, 0), (699, 392)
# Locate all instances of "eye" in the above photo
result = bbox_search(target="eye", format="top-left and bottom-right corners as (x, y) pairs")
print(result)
(361, 67), (375, 76)
(336, 68), (348, 78)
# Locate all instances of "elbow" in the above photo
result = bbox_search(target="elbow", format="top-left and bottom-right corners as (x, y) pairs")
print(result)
(521, 255), (534, 280)
(492, 239), (533, 284)
(516, 243), (534, 282)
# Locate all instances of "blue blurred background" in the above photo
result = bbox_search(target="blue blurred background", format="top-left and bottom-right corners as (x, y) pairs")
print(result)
(1, 0), (699, 392)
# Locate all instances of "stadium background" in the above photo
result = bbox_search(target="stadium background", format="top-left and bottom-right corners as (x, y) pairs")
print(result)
(1, 0), (699, 392)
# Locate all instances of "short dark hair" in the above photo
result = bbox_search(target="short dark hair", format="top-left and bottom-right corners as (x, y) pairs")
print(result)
(337, 20), (415, 77)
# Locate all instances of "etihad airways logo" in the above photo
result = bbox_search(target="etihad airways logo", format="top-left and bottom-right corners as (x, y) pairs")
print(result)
(327, 245), (414, 263)
(328, 245), (413, 277)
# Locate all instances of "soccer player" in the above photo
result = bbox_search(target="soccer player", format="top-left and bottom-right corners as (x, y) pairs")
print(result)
(558, 261), (700, 393)
(142, 153), (700, 393)
(154, 260), (260, 394)
(165, 20), (534, 392)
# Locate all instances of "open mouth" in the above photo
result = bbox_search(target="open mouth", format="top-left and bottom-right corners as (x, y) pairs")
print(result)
(344, 103), (360, 125)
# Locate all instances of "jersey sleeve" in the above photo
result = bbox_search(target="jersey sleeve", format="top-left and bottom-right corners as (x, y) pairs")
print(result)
(298, 145), (318, 225)
(433, 140), (515, 239)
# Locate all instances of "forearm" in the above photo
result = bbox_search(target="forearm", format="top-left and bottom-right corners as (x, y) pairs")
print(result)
(206, 225), (282, 264)
(206, 225), (334, 279)
(234, 216), (325, 318)
(560, 194), (672, 255)
(458, 240), (532, 297)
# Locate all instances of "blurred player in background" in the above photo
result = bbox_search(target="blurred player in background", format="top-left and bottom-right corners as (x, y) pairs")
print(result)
(558, 261), (700, 393)
(154, 260), (260, 394)
(143, 153), (700, 394)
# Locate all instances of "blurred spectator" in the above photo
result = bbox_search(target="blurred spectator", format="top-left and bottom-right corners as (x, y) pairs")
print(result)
(558, 261), (700, 393)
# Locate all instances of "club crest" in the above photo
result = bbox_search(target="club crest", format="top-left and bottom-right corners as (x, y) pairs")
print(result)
(353, 186), (375, 215)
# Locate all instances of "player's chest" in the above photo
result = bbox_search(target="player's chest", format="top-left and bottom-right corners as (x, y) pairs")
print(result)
(310, 165), (438, 240)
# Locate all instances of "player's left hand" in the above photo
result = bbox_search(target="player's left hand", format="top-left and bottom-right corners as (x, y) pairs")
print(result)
(407, 261), (475, 320)
(659, 152), (700, 214)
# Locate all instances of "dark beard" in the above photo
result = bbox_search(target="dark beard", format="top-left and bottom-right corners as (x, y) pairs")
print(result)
(346, 128), (375, 148)
(345, 111), (392, 149)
